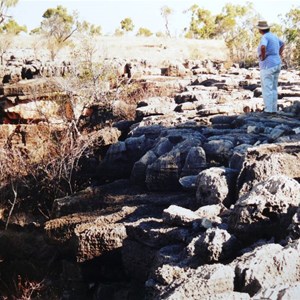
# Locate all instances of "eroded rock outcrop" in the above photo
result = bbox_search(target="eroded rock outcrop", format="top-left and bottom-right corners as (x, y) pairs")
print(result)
(1, 55), (300, 299)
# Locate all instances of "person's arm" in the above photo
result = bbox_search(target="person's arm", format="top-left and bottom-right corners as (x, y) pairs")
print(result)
(260, 45), (266, 61)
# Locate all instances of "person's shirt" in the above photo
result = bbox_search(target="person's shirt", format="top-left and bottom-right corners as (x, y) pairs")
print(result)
(257, 32), (284, 69)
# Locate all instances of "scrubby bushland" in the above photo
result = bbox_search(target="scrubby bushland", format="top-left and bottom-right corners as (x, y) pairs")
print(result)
(0, 124), (103, 228)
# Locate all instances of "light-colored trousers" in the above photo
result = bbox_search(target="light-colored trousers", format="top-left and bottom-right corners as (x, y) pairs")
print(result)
(260, 64), (281, 113)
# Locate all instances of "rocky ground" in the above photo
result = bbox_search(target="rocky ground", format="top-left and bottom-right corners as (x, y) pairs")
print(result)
(0, 46), (300, 299)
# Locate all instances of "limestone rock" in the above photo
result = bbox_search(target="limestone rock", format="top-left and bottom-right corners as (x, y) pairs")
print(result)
(229, 175), (300, 241)
(72, 206), (137, 262)
(136, 97), (176, 119)
(194, 228), (238, 263)
(237, 143), (300, 196)
(252, 282), (300, 300)
(162, 205), (200, 226)
(180, 146), (207, 176)
(178, 175), (197, 190)
(149, 264), (235, 300)
(203, 139), (235, 164)
(145, 150), (182, 191)
(130, 150), (158, 185)
(196, 167), (238, 208)
(195, 204), (226, 219)
(125, 217), (189, 248)
(232, 243), (300, 296)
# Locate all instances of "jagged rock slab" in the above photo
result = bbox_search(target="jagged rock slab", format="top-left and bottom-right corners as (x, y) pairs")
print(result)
(3, 78), (58, 97)
(231, 243), (300, 296)
(125, 217), (190, 248)
(73, 206), (137, 262)
(45, 211), (101, 243)
(193, 228), (238, 263)
(229, 175), (300, 241)
(196, 167), (238, 208)
(237, 142), (300, 196)
(148, 264), (235, 300)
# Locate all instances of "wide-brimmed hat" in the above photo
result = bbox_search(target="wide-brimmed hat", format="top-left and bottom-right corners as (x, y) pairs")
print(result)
(256, 20), (270, 30)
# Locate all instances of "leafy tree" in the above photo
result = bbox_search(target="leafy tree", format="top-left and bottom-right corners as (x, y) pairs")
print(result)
(161, 5), (173, 37)
(216, 2), (260, 63)
(78, 20), (101, 37)
(136, 27), (153, 37)
(0, 19), (26, 34)
(72, 21), (102, 70)
(34, 5), (79, 60)
(282, 7), (300, 66)
(184, 2), (260, 64)
(184, 5), (216, 39)
(0, 18), (26, 65)
(120, 17), (134, 33)
(0, 0), (18, 24)
(41, 5), (78, 43)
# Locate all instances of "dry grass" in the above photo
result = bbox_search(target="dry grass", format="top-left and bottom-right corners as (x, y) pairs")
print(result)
(12, 35), (229, 65)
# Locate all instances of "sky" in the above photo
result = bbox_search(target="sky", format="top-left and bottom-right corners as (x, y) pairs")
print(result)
(9, 0), (300, 36)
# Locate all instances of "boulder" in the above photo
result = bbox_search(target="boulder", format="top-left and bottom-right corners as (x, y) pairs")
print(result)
(98, 134), (154, 181)
(148, 264), (235, 300)
(180, 146), (207, 177)
(152, 137), (174, 157)
(178, 175), (197, 190)
(125, 217), (189, 249)
(229, 175), (300, 241)
(136, 97), (176, 119)
(203, 139), (235, 164)
(162, 205), (200, 226)
(237, 143), (300, 196)
(229, 144), (252, 172)
(73, 206), (137, 262)
(130, 150), (158, 185)
(145, 150), (182, 191)
(195, 204), (226, 221)
(164, 63), (191, 77)
(194, 228), (238, 263)
(145, 134), (203, 191)
(196, 167), (238, 208)
(75, 222), (127, 262)
(232, 243), (300, 296)
(45, 211), (100, 243)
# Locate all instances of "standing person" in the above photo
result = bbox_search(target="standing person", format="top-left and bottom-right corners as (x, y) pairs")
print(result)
(256, 20), (285, 114)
